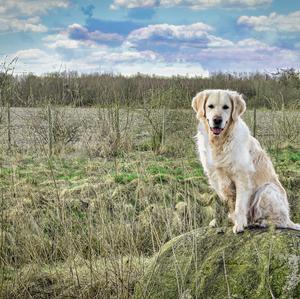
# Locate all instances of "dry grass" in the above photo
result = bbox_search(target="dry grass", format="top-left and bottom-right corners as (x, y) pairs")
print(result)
(0, 107), (299, 298)
(0, 107), (299, 153)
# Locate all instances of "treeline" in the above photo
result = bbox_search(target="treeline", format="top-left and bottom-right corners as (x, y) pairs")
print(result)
(0, 69), (299, 108)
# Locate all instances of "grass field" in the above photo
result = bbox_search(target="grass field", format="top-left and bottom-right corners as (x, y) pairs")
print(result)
(0, 107), (299, 298)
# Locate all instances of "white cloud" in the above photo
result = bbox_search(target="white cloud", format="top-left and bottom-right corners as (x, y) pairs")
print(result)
(238, 11), (300, 32)
(15, 48), (50, 60)
(44, 33), (84, 49)
(0, 16), (47, 33)
(110, 0), (155, 9)
(127, 23), (213, 41)
(44, 24), (124, 49)
(9, 46), (209, 77)
(44, 27), (161, 66)
(10, 19), (300, 76)
(68, 24), (124, 42)
(190, 38), (300, 71)
(11, 23), (210, 77)
(10, 36), (300, 76)
(90, 49), (158, 63)
(111, 0), (272, 10)
(112, 61), (209, 77)
(0, 0), (69, 16)
(0, 0), (69, 33)
(235, 38), (270, 48)
(126, 23), (300, 72)
(4, 48), (63, 74)
(126, 23), (233, 49)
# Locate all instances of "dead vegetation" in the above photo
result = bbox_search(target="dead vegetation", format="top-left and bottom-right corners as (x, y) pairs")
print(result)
(0, 108), (299, 298)
(0, 66), (299, 298)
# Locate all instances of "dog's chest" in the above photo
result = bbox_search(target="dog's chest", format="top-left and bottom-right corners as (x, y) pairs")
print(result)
(196, 118), (254, 187)
(196, 131), (233, 172)
(212, 143), (234, 168)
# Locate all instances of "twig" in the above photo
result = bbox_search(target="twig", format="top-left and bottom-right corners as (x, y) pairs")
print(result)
(222, 249), (231, 299)
(267, 242), (276, 299)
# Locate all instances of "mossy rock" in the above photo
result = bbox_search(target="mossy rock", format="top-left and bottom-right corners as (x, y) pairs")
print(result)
(135, 227), (300, 299)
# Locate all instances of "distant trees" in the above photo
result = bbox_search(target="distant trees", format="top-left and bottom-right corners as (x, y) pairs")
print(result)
(0, 68), (299, 108)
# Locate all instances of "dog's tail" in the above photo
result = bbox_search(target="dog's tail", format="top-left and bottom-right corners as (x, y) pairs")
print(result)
(287, 221), (300, 231)
(249, 183), (300, 231)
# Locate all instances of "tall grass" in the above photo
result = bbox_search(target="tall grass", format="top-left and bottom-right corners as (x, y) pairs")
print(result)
(0, 64), (299, 298)
(0, 106), (299, 298)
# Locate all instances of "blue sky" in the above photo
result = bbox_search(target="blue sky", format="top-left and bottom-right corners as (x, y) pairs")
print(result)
(1, 0), (300, 76)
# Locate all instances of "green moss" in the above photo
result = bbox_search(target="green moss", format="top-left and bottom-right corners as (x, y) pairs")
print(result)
(269, 147), (300, 163)
(115, 172), (138, 184)
(135, 228), (300, 299)
(147, 165), (169, 175)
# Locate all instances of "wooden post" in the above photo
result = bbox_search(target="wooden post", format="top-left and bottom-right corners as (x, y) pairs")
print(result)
(253, 82), (260, 138)
(253, 106), (257, 138)
(161, 106), (166, 147)
(115, 103), (120, 145)
(7, 103), (11, 152)
(48, 105), (53, 157)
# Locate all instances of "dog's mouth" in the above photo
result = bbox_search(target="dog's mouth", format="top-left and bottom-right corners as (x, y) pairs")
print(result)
(210, 127), (223, 135)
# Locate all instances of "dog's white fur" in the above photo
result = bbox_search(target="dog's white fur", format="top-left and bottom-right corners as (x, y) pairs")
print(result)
(192, 89), (300, 233)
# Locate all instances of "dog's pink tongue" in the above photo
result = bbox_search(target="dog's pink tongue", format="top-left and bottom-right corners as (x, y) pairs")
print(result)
(212, 128), (222, 135)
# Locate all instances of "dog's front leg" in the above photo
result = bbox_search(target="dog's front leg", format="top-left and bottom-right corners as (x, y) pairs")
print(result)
(233, 175), (251, 233)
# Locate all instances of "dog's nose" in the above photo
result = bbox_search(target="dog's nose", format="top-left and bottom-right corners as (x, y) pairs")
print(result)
(213, 116), (222, 126)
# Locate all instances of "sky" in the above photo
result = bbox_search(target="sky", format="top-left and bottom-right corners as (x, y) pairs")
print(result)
(0, 0), (300, 77)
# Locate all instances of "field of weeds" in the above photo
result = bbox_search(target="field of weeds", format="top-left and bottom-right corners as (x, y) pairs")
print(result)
(0, 107), (299, 298)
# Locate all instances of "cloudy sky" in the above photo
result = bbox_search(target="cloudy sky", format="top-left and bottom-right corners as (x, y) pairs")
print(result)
(1, 0), (300, 76)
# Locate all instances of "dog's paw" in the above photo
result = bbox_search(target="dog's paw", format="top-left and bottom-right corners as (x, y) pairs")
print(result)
(232, 223), (244, 234)
(233, 218), (247, 234)
(232, 214), (248, 234)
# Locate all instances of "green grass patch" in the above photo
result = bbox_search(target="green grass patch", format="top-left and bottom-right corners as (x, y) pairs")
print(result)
(269, 147), (300, 162)
(147, 165), (169, 175)
(114, 172), (139, 184)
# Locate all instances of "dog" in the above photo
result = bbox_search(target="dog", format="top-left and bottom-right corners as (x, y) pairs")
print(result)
(192, 89), (300, 233)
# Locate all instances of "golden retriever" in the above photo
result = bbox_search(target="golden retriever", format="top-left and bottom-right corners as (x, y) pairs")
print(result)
(192, 89), (300, 233)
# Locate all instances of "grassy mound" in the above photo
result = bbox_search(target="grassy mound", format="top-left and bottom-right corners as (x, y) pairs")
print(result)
(135, 227), (300, 299)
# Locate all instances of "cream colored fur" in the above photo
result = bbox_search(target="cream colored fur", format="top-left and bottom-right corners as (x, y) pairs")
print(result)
(192, 89), (300, 233)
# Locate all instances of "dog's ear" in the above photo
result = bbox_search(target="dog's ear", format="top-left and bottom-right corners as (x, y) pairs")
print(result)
(231, 93), (246, 121)
(192, 91), (208, 118)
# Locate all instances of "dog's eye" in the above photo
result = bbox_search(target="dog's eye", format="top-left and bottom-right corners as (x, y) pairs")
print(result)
(223, 105), (229, 110)
(208, 104), (214, 109)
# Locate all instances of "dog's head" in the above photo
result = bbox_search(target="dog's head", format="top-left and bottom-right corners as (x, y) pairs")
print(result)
(192, 89), (246, 136)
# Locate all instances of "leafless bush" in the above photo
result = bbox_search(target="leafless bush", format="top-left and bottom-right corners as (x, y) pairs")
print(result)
(262, 92), (300, 149)
(3, 69), (299, 109)
(26, 107), (83, 153)
(142, 89), (170, 153)
(82, 104), (134, 157)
